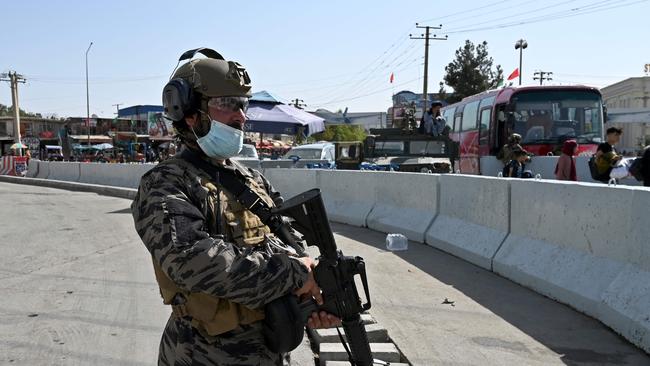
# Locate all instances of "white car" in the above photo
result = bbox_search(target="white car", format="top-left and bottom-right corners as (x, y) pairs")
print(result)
(283, 142), (336, 168)
(232, 143), (261, 170)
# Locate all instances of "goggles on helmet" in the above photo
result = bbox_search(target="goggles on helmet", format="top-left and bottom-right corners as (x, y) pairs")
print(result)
(207, 96), (249, 113)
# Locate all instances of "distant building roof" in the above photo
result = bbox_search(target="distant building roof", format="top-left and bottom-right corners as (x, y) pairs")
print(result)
(118, 105), (164, 118)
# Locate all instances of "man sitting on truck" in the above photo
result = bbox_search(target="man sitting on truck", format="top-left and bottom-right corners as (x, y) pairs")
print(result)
(419, 101), (446, 136)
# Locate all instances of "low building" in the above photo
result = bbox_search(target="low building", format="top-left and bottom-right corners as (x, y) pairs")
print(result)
(601, 77), (650, 153)
(601, 77), (650, 109)
(311, 109), (387, 130)
(0, 116), (67, 158)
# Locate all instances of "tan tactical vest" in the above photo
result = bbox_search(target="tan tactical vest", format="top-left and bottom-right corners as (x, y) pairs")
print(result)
(152, 169), (276, 337)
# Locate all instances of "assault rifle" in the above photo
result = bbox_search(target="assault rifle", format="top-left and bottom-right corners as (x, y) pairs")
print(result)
(267, 189), (375, 366)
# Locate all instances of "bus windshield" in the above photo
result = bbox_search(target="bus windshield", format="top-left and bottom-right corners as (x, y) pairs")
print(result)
(510, 90), (603, 145)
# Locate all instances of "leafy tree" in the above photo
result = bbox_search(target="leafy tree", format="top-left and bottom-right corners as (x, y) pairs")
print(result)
(308, 125), (367, 142)
(0, 103), (43, 118)
(443, 40), (503, 103)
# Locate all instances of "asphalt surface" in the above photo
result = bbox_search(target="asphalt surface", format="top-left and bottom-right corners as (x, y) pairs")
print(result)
(0, 182), (648, 366)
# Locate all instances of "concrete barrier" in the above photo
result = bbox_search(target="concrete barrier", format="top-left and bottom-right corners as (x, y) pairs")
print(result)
(261, 159), (294, 169)
(35, 161), (49, 179)
(493, 180), (650, 352)
(78, 163), (154, 189)
(262, 168), (318, 199)
(366, 172), (438, 243)
(47, 162), (81, 182)
(425, 174), (509, 270)
(26, 159), (39, 178)
(481, 155), (641, 186)
(317, 170), (377, 227)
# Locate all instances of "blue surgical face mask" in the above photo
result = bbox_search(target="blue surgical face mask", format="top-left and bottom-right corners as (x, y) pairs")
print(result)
(192, 116), (243, 159)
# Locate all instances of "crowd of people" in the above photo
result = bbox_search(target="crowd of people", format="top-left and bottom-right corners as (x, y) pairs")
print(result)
(496, 127), (650, 186)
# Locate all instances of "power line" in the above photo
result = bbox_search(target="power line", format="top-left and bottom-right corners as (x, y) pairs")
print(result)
(444, 0), (646, 34)
(313, 32), (416, 104)
(311, 76), (423, 108)
(417, 0), (513, 23)
(410, 23), (447, 111)
(443, 0), (582, 33)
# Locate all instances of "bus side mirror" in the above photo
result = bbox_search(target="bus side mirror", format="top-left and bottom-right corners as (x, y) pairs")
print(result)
(603, 105), (608, 123)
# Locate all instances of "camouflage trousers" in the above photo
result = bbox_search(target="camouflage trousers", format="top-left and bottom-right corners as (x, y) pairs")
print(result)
(158, 315), (290, 366)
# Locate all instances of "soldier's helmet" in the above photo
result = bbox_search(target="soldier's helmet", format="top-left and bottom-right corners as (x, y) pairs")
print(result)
(163, 49), (252, 123)
(172, 57), (252, 99)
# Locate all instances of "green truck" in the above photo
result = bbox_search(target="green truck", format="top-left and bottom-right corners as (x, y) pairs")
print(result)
(335, 128), (459, 173)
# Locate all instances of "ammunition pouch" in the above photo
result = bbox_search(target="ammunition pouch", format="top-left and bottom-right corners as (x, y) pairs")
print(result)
(262, 294), (306, 353)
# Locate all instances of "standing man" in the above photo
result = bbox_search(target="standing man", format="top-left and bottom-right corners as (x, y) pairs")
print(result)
(131, 48), (338, 366)
(595, 126), (623, 176)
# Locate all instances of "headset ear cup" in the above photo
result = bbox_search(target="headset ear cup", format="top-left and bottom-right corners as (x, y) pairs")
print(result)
(163, 78), (196, 121)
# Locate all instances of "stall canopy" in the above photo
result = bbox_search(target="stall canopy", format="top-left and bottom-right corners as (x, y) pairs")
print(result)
(246, 90), (325, 136)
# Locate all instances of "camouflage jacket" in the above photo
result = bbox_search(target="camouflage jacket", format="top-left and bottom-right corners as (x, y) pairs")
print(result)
(131, 154), (309, 310)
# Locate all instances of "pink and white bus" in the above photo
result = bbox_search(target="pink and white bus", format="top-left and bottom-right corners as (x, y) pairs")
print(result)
(441, 85), (605, 174)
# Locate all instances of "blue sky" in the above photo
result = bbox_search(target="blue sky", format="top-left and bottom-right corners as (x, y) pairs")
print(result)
(1, 0), (648, 118)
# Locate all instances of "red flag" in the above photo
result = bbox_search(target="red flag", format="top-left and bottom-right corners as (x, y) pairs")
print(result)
(389, 72), (394, 83)
(507, 68), (519, 81)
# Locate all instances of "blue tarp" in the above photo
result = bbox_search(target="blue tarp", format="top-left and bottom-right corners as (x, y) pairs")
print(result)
(251, 90), (284, 104)
(246, 102), (325, 136)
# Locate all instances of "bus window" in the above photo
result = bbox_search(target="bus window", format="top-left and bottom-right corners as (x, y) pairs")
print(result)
(479, 96), (495, 109)
(442, 107), (455, 128)
(454, 114), (462, 132)
(479, 107), (491, 145)
(461, 100), (479, 131)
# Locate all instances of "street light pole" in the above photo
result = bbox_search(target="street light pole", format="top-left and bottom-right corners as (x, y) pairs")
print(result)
(85, 42), (93, 148)
(514, 39), (528, 86)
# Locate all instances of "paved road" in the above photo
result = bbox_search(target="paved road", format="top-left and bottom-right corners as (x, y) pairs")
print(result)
(0, 182), (648, 365)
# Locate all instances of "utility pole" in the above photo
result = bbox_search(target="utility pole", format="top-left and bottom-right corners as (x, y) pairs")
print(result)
(291, 98), (306, 109)
(514, 39), (528, 86)
(533, 70), (553, 85)
(1, 71), (27, 156)
(85, 41), (93, 148)
(410, 24), (447, 113)
(112, 103), (123, 115)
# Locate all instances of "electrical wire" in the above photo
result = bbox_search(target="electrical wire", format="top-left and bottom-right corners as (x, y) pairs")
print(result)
(444, 0), (646, 34)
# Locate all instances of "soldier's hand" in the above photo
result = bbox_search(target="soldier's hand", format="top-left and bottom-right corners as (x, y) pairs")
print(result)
(294, 257), (323, 305)
(307, 311), (342, 329)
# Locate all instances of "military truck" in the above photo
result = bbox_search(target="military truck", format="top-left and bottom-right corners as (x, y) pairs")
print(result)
(334, 128), (459, 173)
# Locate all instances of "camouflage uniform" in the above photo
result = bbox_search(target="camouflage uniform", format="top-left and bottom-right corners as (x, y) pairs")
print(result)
(131, 154), (309, 366)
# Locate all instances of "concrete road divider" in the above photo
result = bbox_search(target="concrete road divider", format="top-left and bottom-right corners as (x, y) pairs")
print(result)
(366, 172), (438, 243)
(262, 168), (318, 199)
(26, 159), (39, 178)
(79, 163), (154, 189)
(47, 162), (81, 182)
(35, 161), (49, 179)
(426, 174), (509, 270)
(317, 170), (377, 227)
(260, 159), (294, 169)
(493, 180), (650, 353)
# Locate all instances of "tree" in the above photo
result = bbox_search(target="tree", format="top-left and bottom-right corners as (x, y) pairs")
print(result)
(0, 103), (43, 118)
(443, 40), (503, 103)
(308, 125), (367, 142)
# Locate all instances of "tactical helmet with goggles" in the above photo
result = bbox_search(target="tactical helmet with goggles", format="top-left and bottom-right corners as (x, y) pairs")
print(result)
(162, 48), (252, 122)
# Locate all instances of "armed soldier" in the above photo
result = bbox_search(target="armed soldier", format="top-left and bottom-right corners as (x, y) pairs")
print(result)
(131, 48), (338, 366)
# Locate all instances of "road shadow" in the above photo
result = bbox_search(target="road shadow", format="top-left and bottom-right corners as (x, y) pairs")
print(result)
(330, 222), (649, 366)
(107, 207), (132, 214)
